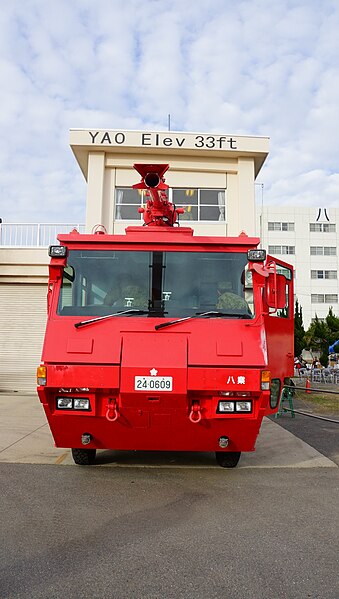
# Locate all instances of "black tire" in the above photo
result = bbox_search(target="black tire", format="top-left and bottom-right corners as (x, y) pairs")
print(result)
(71, 448), (97, 465)
(215, 451), (241, 468)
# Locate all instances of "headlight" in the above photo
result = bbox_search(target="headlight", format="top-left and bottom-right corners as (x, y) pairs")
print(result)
(235, 401), (252, 412)
(217, 400), (252, 413)
(56, 397), (91, 410)
(217, 401), (235, 413)
(247, 249), (266, 261)
(48, 245), (67, 257)
(74, 398), (90, 410)
(57, 397), (73, 409)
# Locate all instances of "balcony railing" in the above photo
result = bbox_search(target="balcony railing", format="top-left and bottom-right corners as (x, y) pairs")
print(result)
(0, 223), (85, 247)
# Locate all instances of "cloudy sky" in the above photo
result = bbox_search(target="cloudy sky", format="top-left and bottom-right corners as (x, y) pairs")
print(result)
(1, 0), (338, 223)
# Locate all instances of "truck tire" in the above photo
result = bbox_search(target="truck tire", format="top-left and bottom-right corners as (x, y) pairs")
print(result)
(71, 448), (97, 465)
(215, 451), (241, 468)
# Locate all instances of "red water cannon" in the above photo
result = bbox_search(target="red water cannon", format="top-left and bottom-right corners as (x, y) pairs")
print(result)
(133, 163), (184, 226)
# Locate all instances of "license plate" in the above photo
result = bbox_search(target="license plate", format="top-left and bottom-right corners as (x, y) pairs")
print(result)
(134, 376), (173, 391)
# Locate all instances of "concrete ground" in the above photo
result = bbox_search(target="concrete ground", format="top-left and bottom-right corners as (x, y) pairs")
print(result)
(0, 392), (337, 469)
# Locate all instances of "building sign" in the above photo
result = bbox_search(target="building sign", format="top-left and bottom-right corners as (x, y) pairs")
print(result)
(69, 129), (269, 177)
(87, 130), (238, 150)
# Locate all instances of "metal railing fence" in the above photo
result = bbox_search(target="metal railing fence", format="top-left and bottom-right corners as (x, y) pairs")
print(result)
(0, 223), (85, 247)
(294, 367), (339, 385)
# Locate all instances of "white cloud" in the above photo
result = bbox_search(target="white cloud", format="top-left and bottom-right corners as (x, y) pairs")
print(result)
(1, 0), (339, 224)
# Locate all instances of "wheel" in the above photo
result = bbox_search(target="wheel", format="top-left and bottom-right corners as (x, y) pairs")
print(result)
(71, 448), (97, 465)
(215, 451), (241, 468)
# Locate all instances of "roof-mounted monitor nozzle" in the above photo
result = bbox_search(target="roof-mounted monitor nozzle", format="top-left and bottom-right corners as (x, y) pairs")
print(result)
(133, 163), (184, 227)
(144, 171), (161, 188)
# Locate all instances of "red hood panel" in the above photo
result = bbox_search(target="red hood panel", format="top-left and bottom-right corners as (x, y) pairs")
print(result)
(42, 319), (122, 364)
(41, 318), (266, 369)
(188, 321), (266, 367)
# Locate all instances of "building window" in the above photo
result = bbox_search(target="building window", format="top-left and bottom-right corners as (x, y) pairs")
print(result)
(310, 246), (337, 256)
(173, 189), (225, 221)
(311, 294), (338, 303)
(115, 188), (146, 220)
(309, 223), (336, 232)
(268, 245), (295, 255)
(311, 294), (324, 303)
(311, 270), (337, 280)
(115, 188), (226, 222)
(268, 222), (294, 231)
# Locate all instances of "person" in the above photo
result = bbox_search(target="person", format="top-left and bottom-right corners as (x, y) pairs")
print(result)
(294, 358), (302, 376)
(216, 281), (250, 312)
(104, 274), (148, 309)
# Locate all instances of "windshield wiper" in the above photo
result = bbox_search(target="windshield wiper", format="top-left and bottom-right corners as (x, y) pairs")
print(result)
(74, 309), (149, 329)
(154, 310), (251, 331)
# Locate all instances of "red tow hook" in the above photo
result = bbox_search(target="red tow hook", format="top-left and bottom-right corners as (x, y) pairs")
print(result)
(189, 400), (202, 423)
(105, 398), (119, 422)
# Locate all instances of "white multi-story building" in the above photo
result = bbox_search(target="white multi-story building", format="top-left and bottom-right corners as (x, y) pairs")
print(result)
(259, 206), (339, 327)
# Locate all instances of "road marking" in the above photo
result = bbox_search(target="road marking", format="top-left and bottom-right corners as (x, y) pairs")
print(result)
(55, 452), (68, 464)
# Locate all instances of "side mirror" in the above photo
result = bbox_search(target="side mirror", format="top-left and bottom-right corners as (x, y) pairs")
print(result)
(63, 265), (75, 283)
(265, 273), (286, 309)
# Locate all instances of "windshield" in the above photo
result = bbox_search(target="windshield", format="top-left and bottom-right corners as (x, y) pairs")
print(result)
(57, 250), (254, 318)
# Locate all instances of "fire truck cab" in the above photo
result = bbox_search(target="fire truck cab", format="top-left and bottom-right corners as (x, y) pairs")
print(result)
(37, 164), (294, 467)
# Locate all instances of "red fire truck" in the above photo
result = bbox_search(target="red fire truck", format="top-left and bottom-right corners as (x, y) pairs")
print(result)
(37, 163), (294, 467)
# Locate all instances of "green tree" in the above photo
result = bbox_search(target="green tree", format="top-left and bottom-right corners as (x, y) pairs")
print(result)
(294, 299), (305, 357)
(304, 315), (329, 366)
(304, 307), (339, 366)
